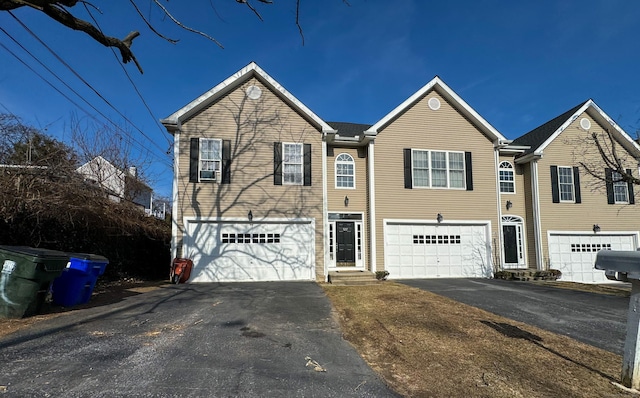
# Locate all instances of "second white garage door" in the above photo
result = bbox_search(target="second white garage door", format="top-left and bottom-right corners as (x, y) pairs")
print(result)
(548, 232), (638, 283)
(384, 221), (492, 279)
(184, 219), (315, 282)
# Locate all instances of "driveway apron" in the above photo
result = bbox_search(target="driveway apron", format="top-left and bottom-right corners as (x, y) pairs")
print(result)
(401, 278), (629, 355)
(0, 282), (396, 397)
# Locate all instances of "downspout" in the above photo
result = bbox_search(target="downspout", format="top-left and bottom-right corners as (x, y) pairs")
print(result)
(494, 147), (502, 272)
(171, 128), (180, 262)
(531, 160), (544, 270)
(368, 140), (377, 273)
(322, 133), (329, 282)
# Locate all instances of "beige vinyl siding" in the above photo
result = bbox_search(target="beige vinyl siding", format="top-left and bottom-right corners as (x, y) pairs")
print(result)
(175, 78), (325, 280)
(499, 154), (531, 267)
(327, 147), (368, 211)
(373, 90), (500, 271)
(537, 112), (640, 268)
(326, 145), (370, 270)
(521, 162), (539, 268)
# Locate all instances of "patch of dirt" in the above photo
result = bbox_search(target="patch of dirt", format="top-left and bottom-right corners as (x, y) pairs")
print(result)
(0, 279), (166, 339)
(322, 282), (636, 397)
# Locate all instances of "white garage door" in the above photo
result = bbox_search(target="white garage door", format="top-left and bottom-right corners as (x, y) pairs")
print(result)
(548, 233), (637, 283)
(184, 220), (315, 282)
(384, 222), (492, 279)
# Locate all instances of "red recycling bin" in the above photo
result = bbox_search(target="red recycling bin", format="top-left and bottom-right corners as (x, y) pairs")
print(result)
(170, 258), (193, 284)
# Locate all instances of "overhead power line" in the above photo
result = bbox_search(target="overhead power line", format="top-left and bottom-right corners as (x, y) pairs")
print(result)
(7, 11), (172, 162)
(0, 30), (172, 169)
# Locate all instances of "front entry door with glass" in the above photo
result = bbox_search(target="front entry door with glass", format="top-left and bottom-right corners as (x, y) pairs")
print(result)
(336, 221), (356, 267)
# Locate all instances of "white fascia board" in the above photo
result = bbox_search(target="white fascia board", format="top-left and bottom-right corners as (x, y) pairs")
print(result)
(588, 101), (640, 155)
(365, 77), (507, 143)
(161, 62), (334, 133)
(383, 218), (492, 226)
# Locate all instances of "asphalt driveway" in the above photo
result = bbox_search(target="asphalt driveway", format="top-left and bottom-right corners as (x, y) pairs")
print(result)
(0, 282), (396, 397)
(400, 278), (629, 355)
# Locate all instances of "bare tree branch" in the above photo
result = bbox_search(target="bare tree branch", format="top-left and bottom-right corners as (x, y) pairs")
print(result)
(128, 0), (178, 44)
(152, 0), (224, 48)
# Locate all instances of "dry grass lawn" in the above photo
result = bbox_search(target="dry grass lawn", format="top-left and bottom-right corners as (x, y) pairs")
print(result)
(323, 282), (636, 398)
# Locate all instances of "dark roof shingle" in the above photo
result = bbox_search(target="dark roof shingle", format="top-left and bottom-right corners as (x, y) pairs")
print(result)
(327, 122), (372, 138)
(513, 100), (589, 155)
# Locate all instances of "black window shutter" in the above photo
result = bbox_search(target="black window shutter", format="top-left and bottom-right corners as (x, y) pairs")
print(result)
(221, 140), (231, 184)
(189, 138), (199, 183)
(605, 168), (614, 204)
(627, 169), (635, 204)
(274, 142), (282, 185)
(550, 166), (559, 203)
(303, 143), (312, 186)
(465, 152), (473, 191)
(573, 166), (581, 203)
(403, 149), (412, 189)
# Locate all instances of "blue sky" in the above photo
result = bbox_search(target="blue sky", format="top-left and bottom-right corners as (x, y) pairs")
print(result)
(1, 0), (639, 198)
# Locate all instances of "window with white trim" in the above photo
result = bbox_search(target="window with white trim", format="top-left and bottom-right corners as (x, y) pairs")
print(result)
(558, 166), (575, 202)
(200, 138), (221, 181)
(283, 143), (303, 185)
(335, 153), (355, 188)
(612, 171), (629, 204)
(499, 161), (515, 193)
(412, 149), (465, 189)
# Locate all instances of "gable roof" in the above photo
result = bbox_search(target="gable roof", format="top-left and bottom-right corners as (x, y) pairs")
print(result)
(327, 121), (372, 138)
(513, 99), (640, 160)
(161, 62), (335, 134)
(364, 76), (508, 144)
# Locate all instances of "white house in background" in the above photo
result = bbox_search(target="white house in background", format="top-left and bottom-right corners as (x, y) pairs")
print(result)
(76, 156), (153, 213)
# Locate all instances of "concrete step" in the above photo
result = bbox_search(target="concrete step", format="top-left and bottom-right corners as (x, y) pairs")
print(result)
(328, 271), (378, 285)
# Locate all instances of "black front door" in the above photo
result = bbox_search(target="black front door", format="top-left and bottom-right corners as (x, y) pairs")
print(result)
(336, 221), (356, 266)
(503, 225), (519, 265)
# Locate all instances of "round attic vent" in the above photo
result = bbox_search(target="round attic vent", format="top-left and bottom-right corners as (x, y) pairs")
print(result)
(428, 97), (441, 111)
(580, 118), (591, 130)
(246, 85), (262, 100)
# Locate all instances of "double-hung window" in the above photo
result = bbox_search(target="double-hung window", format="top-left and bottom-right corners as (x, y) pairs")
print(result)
(335, 153), (355, 188)
(283, 143), (303, 185)
(199, 138), (221, 181)
(499, 161), (515, 193)
(412, 149), (465, 189)
(612, 171), (629, 203)
(558, 166), (575, 202)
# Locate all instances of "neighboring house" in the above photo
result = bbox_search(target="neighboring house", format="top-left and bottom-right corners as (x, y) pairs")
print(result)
(162, 62), (640, 283)
(77, 156), (153, 213)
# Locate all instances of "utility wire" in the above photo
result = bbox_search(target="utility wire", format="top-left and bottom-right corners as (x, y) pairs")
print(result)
(8, 11), (172, 161)
(0, 32), (172, 168)
(83, 3), (173, 148)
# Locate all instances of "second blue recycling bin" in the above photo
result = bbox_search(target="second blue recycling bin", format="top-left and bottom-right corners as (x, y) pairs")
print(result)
(52, 253), (109, 307)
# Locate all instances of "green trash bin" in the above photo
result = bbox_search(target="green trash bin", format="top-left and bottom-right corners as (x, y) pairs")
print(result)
(0, 246), (69, 318)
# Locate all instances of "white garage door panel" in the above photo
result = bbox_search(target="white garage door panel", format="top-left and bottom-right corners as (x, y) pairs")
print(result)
(385, 222), (491, 279)
(548, 233), (637, 283)
(185, 221), (314, 282)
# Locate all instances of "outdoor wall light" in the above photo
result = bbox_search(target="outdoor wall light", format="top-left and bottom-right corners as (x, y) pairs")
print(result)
(593, 224), (601, 233)
(437, 213), (443, 223)
(248, 210), (253, 222)
(506, 200), (513, 210)
(344, 196), (349, 207)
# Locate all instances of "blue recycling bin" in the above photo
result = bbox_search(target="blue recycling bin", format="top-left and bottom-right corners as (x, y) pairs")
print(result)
(52, 253), (109, 307)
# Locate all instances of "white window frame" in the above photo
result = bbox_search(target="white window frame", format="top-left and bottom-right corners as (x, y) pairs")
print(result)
(283, 143), (303, 185)
(200, 138), (221, 181)
(411, 149), (466, 190)
(335, 153), (355, 189)
(612, 171), (629, 204)
(557, 166), (575, 202)
(499, 161), (515, 194)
